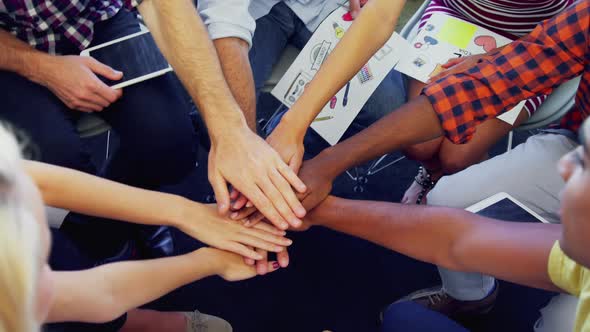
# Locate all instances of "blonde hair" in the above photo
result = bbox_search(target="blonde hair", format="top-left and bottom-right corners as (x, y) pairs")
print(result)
(0, 125), (41, 332)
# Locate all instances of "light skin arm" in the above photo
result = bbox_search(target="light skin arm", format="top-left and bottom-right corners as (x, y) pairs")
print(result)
(47, 248), (278, 323)
(24, 161), (292, 260)
(0, 30), (122, 112)
(309, 196), (560, 291)
(214, 37), (257, 131)
(137, 0), (307, 230)
(263, 0), (407, 174)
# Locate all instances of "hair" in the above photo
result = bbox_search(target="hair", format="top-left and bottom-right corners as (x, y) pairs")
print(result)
(0, 124), (41, 332)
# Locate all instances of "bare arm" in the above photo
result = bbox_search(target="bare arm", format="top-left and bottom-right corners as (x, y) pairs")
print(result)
(25, 161), (292, 260)
(277, 0), (407, 137)
(310, 196), (560, 291)
(214, 37), (257, 131)
(47, 248), (276, 323)
(0, 29), (47, 79)
(137, 0), (307, 230)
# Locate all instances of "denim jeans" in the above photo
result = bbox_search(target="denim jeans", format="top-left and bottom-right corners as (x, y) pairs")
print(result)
(381, 302), (469, 332)
(249, 2), (407, 138)
(0, 10), (198, 258)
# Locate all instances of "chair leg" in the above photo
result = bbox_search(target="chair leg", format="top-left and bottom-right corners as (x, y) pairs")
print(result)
(506, 130), (514, 152)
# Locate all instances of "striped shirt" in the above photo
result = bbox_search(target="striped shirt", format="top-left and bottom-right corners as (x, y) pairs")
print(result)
(419, 0), (575, 121)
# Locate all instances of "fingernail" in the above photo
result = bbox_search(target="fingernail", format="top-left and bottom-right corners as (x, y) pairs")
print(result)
(342, 12), (353, 21)
(280, 222), (289, 230)
(272, 262), (280, 269)
(296, 206), (306, 217)
(219, 203), (227, 211)
(246, 202), (253, 208)
(256, 254), (263, 260)
(291, 218), (302, 227)
(285, 239), (293, 245)
(231, 212), (238, 219)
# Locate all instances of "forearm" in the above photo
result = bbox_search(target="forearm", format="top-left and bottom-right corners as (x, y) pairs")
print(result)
(48, 249), (218, 323)
(280, 0), (406, 137)
(24, 161), (190, 229)
(312, 196), (560, 291)
(314, 95), (443, 178)
(0, 29), (50, 81)
(214, 37), (257, 131)
(138, 0), (247, 139)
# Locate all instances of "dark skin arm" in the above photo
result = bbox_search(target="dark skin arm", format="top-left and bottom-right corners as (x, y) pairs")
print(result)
(309, 196), (560, 292)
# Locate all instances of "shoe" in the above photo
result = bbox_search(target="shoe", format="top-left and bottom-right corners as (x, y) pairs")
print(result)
(392, 282), (499, 319)
(183, 310), (232, 332)
(137, 226), (175, 258)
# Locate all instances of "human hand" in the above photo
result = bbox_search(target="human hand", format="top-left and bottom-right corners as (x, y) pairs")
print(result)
(38, 55), (123, 112)
(208, 125), (307, 230)
(200, 247), (280, 282)
(347, 0), (369, 19)
(427, 54), (487, 83)
(232, 156), (334, 227)
(176, 203), (293, 260)
(230, 120), (305, 211)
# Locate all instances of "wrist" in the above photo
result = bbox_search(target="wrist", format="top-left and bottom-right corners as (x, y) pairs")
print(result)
(279, 109), (308, 141)
(314, 147), (345, 179)
(192, 248), (223, 276)
(167, 195), (196, 229)
(207, 111), (249, 146)
(20, 52), (52, 84)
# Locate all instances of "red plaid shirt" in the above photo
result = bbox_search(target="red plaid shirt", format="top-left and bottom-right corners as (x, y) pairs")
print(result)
(0, 0), (140, 54)
(423, 0), (590, 144)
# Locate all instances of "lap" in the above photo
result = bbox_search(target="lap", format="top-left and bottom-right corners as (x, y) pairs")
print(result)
(381, 302), (469, 332)
(428, 133), (576, 223)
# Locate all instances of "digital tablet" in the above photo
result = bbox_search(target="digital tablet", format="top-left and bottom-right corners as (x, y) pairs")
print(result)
(80, 30), (172, 89)
(466, 192), (549, 223)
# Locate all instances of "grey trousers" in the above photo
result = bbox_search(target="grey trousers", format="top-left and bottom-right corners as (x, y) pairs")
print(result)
(427, 133), (577, 301)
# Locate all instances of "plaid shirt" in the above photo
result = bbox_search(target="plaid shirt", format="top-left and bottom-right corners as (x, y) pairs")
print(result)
(423, 0), (590, 144)
(0, 0), (141, 54)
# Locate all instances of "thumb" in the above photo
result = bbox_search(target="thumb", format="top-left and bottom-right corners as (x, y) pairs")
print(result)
(288, 152), (303, 174)
(349, 0), (361, 18)
(87, 57), (123, 81)
(210, 172), (231, 215)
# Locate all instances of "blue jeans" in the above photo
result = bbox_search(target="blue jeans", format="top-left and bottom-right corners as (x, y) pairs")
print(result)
(381, 302), (469, 332)
(250, 2), (407, 138)
(0, 10), (197, 258)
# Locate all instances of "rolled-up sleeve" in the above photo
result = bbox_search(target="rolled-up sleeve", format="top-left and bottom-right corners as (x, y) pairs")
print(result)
(422, 0), (589, 144)
(197, 0), (255, 48)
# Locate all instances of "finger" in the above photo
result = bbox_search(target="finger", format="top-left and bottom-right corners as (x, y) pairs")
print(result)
(269, 168), (306, 219)
(87, 57), (123, 81)
(277, 162), (307, 194)
(90, 78), (121, 104)
(243, 227), (292, 246)
(84, 91), (111, 108)
(246, 201), (254, 208)
(256, 249), (269, 275)
(246, 212), (266, 226)
(247, 185), (289, 230)
(73, 100), (103, 112)
(209, 172), (231, 215)
(237, 234), (286, 253)
(252, 222), (287, 236)
(266, 261), (281, 273)
(258, 177), (302, 228)
(230, 188), (240, 201)
(441, 57), (465, 69)
(349, 0), (361, 18)
(244, 245), (256, 265)
(230, 206), (257, 221)
(278, 249), (290, 268)
(288, 150), (303, 174)
(232, 194), (249, 211)
(226, 242), (264, 260)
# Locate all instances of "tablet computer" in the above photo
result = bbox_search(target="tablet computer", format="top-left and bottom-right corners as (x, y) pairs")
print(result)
(80, 30), (172, 89)
(466, 192), (549, 223)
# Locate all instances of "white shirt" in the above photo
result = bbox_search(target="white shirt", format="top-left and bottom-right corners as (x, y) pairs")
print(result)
(249, 0), (345, 32)
(197, 0), (256, 47)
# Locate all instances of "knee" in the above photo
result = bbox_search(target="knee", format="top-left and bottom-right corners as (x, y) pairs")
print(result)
(403, 144), (434, 162)
(439, 152), (477, 175)
(380, 302), (422, 332)
(123, 119), (197, 183)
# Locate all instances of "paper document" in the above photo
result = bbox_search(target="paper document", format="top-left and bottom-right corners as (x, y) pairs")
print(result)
(271, 6), (408, 145)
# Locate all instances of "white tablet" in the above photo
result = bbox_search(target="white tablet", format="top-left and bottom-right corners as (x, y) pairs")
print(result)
(80, 30), (173, 89)
(466, 192), (550, 224)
